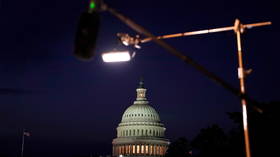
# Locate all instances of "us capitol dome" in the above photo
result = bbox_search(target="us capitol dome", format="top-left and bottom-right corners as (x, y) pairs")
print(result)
(112, 79), (169, 157)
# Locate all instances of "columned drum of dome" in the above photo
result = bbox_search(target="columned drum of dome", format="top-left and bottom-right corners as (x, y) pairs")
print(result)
(112, 80), (169, 157)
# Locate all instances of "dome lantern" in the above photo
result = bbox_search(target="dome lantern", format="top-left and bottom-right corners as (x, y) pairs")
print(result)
(136, 78), (147, 101)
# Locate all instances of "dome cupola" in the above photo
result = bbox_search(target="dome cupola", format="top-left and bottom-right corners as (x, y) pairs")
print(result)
(121, 79), (161, 123)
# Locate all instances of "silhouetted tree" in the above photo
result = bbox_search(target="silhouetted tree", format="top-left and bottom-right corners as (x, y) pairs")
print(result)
(165, 137), (191, 157)
(187, 101), (279, 157)
(227, 101), (280, 157)
(191, 124), (229, 157)
(228, 101), (280, 157)
(226, 112), (245, 157)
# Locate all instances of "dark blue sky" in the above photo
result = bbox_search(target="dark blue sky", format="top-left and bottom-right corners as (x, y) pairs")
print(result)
(1, 0), (279, 156)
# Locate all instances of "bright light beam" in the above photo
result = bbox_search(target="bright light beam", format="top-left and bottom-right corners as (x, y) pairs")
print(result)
(102, 51), (131, 62)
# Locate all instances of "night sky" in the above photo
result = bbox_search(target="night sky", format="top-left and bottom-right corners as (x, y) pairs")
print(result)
(1, 0), (279, 156)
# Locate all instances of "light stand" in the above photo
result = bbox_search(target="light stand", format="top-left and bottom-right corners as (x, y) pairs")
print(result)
(116, 18), (271, 157)
(84, 1), (272, 156)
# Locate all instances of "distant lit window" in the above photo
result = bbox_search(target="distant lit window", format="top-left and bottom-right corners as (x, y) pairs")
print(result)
(125, 145), (129, 154)
(156, 146), (159, 155)
(122, 146), (125, 154)
(118, 146), (121, 155)
(145, 145), (149, 154)
(132, 145), (135, 154)
(150, 145), (153, 155)
(160, 146), (163, 155)
(141, 145), (144, 154)
(137, 145), (140, 154)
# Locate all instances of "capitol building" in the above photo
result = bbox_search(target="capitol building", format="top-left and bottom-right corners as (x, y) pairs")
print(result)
(112, 80), (169, 156)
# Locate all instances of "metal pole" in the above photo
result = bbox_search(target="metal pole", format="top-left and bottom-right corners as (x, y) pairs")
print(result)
(234, 19), (251, 157)
(21, 130), (25, 157)
(140, 21), (271, 43)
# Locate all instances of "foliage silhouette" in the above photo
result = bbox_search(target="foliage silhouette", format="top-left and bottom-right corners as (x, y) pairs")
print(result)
(165, 137), (192, 157)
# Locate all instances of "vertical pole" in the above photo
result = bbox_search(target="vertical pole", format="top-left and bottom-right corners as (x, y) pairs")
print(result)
(21, 130), (25, 157)
(234, 19), (251, 157)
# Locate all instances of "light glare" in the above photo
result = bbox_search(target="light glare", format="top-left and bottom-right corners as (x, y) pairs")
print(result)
(89, 1), (96, 9)
(102, 51), (131, 62)
(123, 41), (129, 46)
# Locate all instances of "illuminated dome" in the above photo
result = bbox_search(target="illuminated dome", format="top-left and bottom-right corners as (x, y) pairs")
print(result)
(121, 103), (160, 123)
(112, 79), (169, 157)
